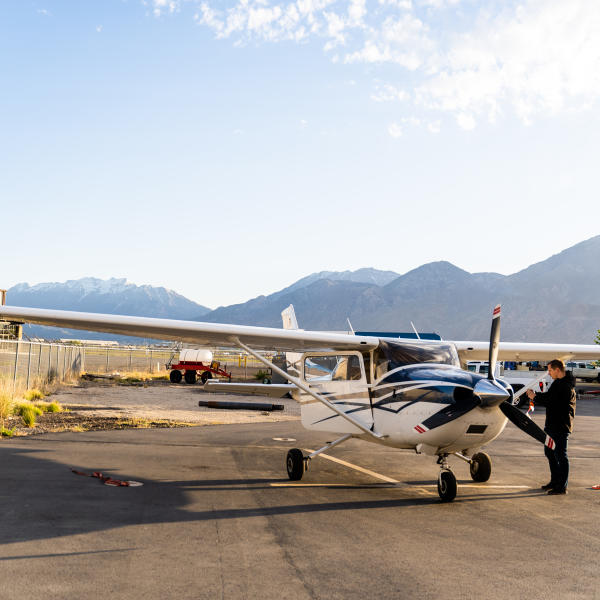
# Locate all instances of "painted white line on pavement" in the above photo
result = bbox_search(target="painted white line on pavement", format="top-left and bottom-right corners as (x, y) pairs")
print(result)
(304, 448), (399, 483)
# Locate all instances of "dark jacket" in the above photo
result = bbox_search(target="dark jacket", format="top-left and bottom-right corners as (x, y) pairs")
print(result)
(533, 372), (576, 434)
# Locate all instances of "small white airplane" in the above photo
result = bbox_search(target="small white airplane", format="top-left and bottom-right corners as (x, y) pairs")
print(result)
(1, 302), (599, 502)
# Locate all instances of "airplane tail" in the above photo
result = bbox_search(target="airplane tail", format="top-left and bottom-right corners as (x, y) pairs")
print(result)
(281, 305), (299, 330)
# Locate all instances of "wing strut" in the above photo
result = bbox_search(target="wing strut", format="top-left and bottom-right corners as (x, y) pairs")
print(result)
(232, 337), (385, 440)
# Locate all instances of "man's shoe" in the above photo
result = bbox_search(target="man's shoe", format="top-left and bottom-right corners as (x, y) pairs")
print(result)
(541, 482), (554, 490)
(547, 488), (568, 495)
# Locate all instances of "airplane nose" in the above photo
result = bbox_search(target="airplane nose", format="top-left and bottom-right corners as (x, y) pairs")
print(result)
(474, 378), (510, 408)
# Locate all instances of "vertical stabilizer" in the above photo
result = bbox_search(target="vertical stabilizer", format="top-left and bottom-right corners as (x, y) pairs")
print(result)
(281, 305), (299, 330)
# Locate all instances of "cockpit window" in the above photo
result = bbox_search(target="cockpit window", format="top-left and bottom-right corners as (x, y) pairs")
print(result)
(374, 340), (459, 379)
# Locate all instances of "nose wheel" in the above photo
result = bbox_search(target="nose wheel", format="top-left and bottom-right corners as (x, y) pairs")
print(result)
(437, 454), (457, 502)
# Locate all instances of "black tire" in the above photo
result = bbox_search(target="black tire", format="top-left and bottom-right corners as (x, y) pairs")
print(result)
(169, 370), (182, 384)
(469, 452), (492, 482)
(286, 448), (305, 481)
(437, 470), (457, 502)
(184, 370), (197, 384)
(200, 371), (212, 384)
(597, 373), (600, 383)
(263, 377), (272, 384)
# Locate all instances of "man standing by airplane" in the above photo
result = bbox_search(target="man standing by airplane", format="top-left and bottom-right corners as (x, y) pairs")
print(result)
(527, 359), (576, 495)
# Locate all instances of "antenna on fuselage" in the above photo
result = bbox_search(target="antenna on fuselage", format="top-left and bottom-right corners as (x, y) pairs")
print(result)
(410, 322), (421, 340)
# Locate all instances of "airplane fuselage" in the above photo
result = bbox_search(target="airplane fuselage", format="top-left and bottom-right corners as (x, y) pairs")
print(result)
(298, 359), (510, 456)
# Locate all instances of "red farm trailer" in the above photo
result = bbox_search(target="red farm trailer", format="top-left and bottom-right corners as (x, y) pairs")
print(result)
(167, 349), (231, 385)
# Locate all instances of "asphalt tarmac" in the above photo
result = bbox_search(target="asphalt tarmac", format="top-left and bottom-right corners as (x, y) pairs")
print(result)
(2, 400), (600, 599)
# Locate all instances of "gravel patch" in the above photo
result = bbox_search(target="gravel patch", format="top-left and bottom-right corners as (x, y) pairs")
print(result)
(3, 380), (300, 436)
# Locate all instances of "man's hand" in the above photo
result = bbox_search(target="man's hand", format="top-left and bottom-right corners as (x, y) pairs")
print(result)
(526, 389), (536, 400)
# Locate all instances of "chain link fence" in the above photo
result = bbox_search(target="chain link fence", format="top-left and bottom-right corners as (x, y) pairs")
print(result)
(0, 340), (84, 389)
(0, 340), (279, 388)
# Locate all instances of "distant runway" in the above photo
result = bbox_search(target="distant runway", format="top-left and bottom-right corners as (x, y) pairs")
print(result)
(1, 399), (600, 599)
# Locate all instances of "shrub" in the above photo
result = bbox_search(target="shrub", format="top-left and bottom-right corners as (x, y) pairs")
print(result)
(20, 405), (38, 428)
(255, 369), (270, 381)
(1, 426), (15, 437)
(14, 403), (43, 417)
(0, 391), (12, 430)
(33, 401), (61, 413)
(24, 389), (45, 401)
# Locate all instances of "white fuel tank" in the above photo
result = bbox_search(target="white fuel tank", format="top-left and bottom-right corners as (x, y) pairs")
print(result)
(179, 349), (213, 364)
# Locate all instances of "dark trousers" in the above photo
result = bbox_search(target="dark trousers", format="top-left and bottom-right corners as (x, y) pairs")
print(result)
(544, 431), (570, 490)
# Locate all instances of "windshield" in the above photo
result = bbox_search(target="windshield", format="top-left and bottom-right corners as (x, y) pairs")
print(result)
(374, 340), (459, 379)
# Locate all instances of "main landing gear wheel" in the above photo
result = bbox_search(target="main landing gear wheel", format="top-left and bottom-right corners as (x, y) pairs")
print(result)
(200, 371), (212, 385)
(438, 470), (457, 502)
(169, 370), (182, 384)
(184, 370), (197, 384)
(469, 452), (492, 482)
(286, 448), (305, 481)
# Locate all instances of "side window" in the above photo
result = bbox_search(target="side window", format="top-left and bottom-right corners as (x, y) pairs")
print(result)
(304, 354), (364, 382)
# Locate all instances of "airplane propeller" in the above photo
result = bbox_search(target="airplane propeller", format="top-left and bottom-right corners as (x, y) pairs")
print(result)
(480, 304), (555, 449)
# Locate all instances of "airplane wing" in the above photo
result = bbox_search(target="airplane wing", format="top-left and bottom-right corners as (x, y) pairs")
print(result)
(2, 305), (599, 362)
(453, 340), (600, 362)
(0, 306), (379, 352)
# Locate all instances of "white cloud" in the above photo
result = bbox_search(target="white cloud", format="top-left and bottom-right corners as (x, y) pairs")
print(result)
(456, 112), (475, 130)
(96, 25), (103, 33)
(388, 122), (403, 137)
(185, 0), (600, 130)
(152, 0), (180, 17)
(427, 120), (441, 133)
(37, 8), (51, 16)
(371, 83), (409, 102)
(378, 0), (412, 9)
(414, 0), (600, 125)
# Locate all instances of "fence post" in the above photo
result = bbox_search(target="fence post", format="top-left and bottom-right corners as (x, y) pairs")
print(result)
(37, 343), (42, 380)
(26, 342), (32, 389)
(129, 349), (132, 371)
(12, 340), (20, 392)
(48, 344), (52, 382)
(150, 350), (153, 373)
(106, 347), (110, 373)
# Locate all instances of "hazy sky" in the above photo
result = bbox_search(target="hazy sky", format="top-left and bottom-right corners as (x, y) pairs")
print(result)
(1, 0), (598, 309)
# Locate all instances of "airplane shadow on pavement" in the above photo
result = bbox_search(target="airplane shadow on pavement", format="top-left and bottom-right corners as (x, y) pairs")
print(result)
(0, 443), (546, 548)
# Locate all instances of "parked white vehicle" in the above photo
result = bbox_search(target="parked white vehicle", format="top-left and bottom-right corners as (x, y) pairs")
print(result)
(565, 361), (600, 382)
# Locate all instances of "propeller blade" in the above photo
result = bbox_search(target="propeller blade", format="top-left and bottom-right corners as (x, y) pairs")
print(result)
(488, 304), (501, 380)
(499, 401), (555, 449)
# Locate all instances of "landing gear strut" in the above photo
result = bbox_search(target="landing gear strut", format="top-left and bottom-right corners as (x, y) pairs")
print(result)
(437, 454), (457, 502)
(286, 434), (353, 481)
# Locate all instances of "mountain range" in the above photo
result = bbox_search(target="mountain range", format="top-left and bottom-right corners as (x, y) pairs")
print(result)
(6, 278), (209, 341)
(4, 235), (600, 343)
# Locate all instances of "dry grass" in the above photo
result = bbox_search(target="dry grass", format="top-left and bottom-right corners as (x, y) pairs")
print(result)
(24, 388), (45, 401)
(0, 376), (63, 431)
(115, 370), (170, 384)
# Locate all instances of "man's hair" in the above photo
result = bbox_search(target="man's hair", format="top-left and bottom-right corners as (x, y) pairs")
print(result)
(548, 359), (565, 372)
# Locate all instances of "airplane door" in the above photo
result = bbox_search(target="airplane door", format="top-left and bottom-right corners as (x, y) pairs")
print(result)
(300, 352), (373, 434)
